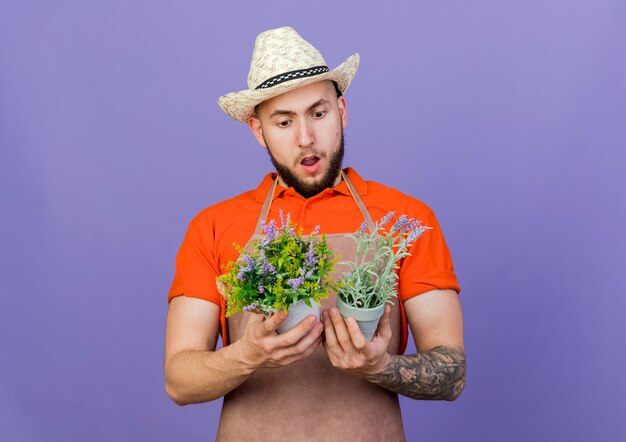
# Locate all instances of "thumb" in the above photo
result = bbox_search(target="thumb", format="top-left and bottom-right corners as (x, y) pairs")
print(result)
(375, 305), (393, 341)
(262, 309), (288, 333)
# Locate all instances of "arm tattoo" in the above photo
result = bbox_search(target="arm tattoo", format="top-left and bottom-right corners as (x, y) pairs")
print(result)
(369, 346), (466, 400)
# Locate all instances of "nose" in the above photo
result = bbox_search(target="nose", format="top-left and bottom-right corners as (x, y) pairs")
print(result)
(297, 119), (315, 148)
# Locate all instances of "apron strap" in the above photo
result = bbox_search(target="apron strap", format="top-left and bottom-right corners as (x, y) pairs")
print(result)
(254, 170), (376, 232)
(253, 177), (278, 236)
(340, 170), (376, 233)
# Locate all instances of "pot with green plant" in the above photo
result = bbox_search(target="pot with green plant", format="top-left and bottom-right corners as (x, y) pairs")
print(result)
(336, 212), (432, 340)
(217, 212), (337, 333)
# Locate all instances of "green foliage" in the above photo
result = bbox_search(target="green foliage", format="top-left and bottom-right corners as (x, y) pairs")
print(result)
(337, 212), (432, 309)
(217, 212), (336, 317)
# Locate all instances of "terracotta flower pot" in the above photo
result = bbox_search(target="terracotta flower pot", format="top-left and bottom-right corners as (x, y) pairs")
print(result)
(336, 298), (385, 341)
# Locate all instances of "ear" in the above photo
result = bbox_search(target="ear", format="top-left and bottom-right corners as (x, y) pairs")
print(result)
(247, 115), (267, 148)
(337, 96), (348, 129)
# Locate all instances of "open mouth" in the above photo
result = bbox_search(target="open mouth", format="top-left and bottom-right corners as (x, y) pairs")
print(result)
(300, 156), (320, 167)
(300, 155), (321, 174)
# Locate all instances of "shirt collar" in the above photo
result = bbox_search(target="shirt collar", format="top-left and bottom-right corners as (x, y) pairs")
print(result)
(253, 167), (368, 203)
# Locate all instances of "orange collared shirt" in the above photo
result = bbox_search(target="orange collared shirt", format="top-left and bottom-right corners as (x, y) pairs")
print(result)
(168, 168), (460, 353)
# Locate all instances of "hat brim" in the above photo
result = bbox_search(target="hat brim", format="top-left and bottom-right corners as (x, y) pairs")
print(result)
(217, 53), (360, 123)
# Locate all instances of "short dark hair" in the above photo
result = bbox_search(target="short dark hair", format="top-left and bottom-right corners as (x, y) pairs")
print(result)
(332, 81), (343, 98)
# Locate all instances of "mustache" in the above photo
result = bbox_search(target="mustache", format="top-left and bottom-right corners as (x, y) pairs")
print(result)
(296, 150), (326, 163)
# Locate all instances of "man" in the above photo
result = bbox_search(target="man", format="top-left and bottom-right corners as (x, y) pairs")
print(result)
(165, 27), (465, 440)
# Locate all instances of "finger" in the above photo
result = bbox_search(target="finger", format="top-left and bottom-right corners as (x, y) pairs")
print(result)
(276, 314), (321, 348)
(246, 311), (264, 323)
(321, 310), (340, 353)
(329, 307), (354, 353)
(278, 322), (324, 359)
(374, 305), (393, 341)
(321, 336), (339, 366)
(345, 316), (367, 350)
(296, 321), (324, 349)
(262, 309), (288, 333)
(245, 311), (266, 332)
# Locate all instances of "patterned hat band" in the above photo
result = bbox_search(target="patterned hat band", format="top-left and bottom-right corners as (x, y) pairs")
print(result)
(218, 27), (359, 122)
(256, 66), (330, 90)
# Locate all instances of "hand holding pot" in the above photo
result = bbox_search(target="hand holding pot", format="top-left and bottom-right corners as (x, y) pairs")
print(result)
(322, 305), (393, 377)
(236, 310), (324, 370)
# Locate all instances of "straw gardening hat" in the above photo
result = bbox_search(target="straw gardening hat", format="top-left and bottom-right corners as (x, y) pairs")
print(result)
(217, 27), (360, 123)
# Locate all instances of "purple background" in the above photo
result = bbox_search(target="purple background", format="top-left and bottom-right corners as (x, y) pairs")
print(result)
(1, 1), (625, 440)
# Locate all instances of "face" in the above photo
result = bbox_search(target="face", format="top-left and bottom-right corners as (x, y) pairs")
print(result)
(248, 80), (348, 199)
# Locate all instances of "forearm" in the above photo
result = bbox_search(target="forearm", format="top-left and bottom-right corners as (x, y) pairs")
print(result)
(165, 341), (254, 405)
(368, 346), (466, 401)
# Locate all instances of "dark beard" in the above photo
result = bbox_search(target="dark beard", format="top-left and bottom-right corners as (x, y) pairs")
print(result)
(265, 131), (345, 199)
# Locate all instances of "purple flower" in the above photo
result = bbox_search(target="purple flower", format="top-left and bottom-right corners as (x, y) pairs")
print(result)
(256, 249), (276, 274)
(380, 211), (395, 226)
(262, 261), (276, 274)
(312, 225), (320, 235)
(287, 277), (304, 291)
(261, 219), (277, 241)
(408, 219), (423, 231)
(392, 215), (410, 232)
(407, 226), (432, 243)
(358, 221), (368, 234)
(279, 209), (292, 233)
(243, 254), (254, 268)
(243, 303), (258, 312)
(305, 242), (317, 266)
(258, 285), (265, 293)
(236, 254), (256, 281)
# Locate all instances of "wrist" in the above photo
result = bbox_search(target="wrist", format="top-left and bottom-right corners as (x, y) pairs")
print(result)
(229, 339), (260, 375)
(363, 352), (392, 379)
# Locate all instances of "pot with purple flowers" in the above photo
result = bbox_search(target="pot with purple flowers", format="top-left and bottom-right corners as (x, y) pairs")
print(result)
(336, 212), (432, 340)
(217, 211), (336, 333)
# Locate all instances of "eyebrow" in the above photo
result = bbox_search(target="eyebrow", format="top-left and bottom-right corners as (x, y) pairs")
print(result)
(268, 98), (330, 119)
